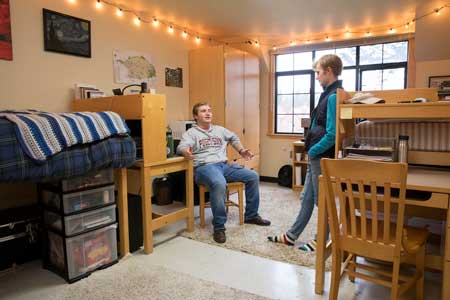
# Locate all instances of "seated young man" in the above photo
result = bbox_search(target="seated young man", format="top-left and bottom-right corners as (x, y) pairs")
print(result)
(177, 102), (271, 244)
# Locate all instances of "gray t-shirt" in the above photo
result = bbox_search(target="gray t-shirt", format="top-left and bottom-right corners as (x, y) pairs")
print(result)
(176, 124), (240, 167)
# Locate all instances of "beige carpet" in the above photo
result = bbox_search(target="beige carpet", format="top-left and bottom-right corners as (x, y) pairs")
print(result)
(46, 256), (270, 300)
(182, 182), (331, 270)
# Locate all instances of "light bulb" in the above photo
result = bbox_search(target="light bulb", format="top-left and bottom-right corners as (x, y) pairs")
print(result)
(325, 36), (331, 41)
(195, 36), (201, 44)
(134, 17), (141, 26)
(254, 41), (259, 47)
(289, 40), (296, 46)
(116, 8), (123, 17)
(152, 18), (159, 27)
(168, 25), (174, 34)
(344, 30), (351, 38)
(365, 31), (371, 37)
(435, 8), (441, 15)
(95, 0), (102, 9)
(306, 40), (311, 44)
(182, 31), (188, 39)
(272, 46), (277, 50)
(67, 0), (76, 3)
(388, 28), (395, 34)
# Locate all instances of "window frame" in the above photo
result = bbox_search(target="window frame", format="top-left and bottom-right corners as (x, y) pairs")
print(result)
(270, 34), (413, 136)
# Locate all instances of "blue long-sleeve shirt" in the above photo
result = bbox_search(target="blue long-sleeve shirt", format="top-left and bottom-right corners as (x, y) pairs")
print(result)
(308, 94), (336, 158)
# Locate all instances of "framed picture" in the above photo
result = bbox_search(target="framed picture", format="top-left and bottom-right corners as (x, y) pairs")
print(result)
(428, 75), (450, 89)
(165, 67), (183, 88)
(0, 0), (13, 60)
(43, 9), (91, 58)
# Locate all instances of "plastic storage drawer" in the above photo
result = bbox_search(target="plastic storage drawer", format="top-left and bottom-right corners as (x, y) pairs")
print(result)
(44, 169), (114, 193)
(44, 205), (117, 236)
(41, 185), (115, 214)
(45, 223), (118, 283)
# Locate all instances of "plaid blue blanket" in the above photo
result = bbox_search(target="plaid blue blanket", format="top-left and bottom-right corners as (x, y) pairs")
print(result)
(0, 110), (130, 162)
(0, 118), (136, 182)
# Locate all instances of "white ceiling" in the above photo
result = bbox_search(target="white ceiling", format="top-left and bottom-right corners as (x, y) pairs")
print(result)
(115, 0), (428, 45)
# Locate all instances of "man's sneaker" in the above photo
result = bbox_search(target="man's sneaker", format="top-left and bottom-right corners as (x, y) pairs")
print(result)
(213, 229), (226, 243)
(244, 215), (271, 226)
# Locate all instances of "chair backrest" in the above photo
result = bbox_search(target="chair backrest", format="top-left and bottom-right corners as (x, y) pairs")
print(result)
(320, 158), (408, 260)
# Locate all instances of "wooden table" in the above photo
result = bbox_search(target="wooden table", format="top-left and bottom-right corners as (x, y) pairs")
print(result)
(314, 166), (450, 299)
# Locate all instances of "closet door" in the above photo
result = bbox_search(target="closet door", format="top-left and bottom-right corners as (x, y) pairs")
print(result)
(189, 46), (225, 125)
(224, 47), (244, 161)
(243, 52), (260, 155)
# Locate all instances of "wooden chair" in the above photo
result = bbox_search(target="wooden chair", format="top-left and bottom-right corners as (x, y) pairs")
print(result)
(198, 182), (244, 228)
(320, 158), (429, 300)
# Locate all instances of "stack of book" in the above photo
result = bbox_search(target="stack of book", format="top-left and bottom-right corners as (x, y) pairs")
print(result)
(74, 84), (105, 100)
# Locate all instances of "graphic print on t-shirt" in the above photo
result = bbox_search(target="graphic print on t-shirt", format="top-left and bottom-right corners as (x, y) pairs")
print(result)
(198, 136), (223, 150)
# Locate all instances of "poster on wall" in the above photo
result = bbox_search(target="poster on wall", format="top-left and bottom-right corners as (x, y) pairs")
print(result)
(113, 49), (156, 85)
(43, 9), (91, 58)
(165, 67), (183, 88)
(0, 0), (13, 60)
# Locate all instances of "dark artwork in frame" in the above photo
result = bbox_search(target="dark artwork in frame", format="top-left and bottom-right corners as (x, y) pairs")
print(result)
(165, 67), (183, 88)
(0, 0), (13, 60)
(43, 8), (91, 58)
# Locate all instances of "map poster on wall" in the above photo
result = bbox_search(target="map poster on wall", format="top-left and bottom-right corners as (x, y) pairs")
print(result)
(113, 49), (156, 85)
(0, 0), (13, 60)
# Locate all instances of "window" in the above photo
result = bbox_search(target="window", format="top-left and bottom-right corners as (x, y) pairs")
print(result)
(273, 40), (408, 134)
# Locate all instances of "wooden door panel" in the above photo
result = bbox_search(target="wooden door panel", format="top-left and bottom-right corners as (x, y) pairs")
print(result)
(189, 46), (225, 125)
(244, 53), (260, 154)
(224, 47), (244, 160)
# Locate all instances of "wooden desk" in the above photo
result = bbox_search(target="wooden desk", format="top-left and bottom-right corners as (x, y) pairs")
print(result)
(134, 157), (194, 254)
(73, 94), (194, 256)
(314, 166), (450, 299)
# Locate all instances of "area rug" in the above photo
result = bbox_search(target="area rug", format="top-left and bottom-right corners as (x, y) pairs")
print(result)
(182, 182), (331, 270)
(46, 256), (270, 300)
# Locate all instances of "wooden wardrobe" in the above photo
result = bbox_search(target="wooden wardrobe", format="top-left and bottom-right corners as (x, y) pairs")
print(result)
(189, 45), (260, 171)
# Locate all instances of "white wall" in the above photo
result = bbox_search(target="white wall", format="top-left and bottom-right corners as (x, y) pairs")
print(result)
(0, 0), (193, 122)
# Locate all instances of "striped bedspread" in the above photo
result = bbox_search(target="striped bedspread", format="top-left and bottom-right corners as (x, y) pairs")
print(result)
(0, 110), (130, 162)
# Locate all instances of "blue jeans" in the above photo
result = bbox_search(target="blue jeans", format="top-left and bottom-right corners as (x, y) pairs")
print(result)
(194, 162), (260, 231)
(287, 157), (323, 241)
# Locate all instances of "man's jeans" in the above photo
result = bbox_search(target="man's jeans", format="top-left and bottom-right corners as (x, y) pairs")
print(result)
(287, 157), (325, 241)
(194, 162), (260, 231)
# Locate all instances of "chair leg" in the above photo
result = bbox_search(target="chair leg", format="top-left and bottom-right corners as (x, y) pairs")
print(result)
(416, 246), (425, 300)
(390, 257), (401, 300)
(238, 185), (244, 225)
(199, 186), (206, 228)
(329, 247), (342, 300)
(226, 189), (229, 214)
(348, 254), (356, 283)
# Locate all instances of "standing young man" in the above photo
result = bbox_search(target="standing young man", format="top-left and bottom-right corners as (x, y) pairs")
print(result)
(177, 102), (271, 244)
(268, 54), (343, 251)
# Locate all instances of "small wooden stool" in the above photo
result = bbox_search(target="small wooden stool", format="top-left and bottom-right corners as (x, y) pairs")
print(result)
(198, 182), (245, 228)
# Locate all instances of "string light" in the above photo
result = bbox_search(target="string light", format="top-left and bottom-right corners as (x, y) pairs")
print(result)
(75, 1), (450, 50)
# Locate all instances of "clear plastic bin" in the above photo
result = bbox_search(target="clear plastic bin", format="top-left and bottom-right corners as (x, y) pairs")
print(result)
(47, 169), (114, 192)
(44, 205), (116, 236)
(41, 185), (115, 214)
(46, 223), (118, 282)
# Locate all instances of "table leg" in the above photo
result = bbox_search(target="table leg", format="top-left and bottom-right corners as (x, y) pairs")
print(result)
(141, 167), (153, 254)
(442, 206), (450, 300)
(116, 168), (129, 257)
(186, 160), (194, 232)
(315, 176), (327, 294)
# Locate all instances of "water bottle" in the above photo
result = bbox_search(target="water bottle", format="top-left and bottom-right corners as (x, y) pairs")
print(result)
(166, 126), (174, 158)
(398, 135), (409, 163)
